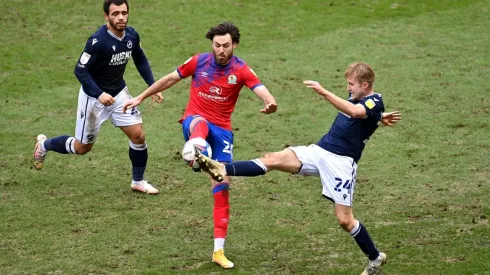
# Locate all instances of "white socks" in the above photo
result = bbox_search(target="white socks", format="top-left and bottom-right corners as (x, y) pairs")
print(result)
(214, 238), (225, 252)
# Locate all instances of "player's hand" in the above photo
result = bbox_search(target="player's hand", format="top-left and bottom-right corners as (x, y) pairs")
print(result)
(123, 97), (142, 114)
(98, 92), (116, 106)
(260, 102), (277, 114)
(380, 111), (402, 126)
(152, 92), (164, 103)
(303, 80), (328, 96)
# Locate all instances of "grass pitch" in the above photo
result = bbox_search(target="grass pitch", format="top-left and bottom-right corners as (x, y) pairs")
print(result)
(0, 0), (489, 274)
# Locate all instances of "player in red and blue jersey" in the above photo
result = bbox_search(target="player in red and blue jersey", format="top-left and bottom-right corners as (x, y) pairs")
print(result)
(123, 22), (277, 269)
(195, 63), (402, 275)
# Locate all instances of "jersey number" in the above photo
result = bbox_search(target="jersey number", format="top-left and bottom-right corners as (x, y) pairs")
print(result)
(334, 177), (352, 192)
(222, 140), (233, 154)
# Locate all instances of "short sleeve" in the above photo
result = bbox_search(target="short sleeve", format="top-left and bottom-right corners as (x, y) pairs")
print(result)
(176, 54), (199, 79)
(242, 66), (262, 90)
(359, 96), (384, 120)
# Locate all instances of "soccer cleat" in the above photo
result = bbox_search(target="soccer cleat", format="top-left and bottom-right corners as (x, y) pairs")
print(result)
(194, 149), (225, 182)
(212, 249), (234, 269)
(361, 252), (387, 275)
(131, 180), (159, 195)
(33, 134), (48, 170)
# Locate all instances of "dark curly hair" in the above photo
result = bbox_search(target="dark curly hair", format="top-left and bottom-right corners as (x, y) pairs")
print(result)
(205, 22), (240, 44)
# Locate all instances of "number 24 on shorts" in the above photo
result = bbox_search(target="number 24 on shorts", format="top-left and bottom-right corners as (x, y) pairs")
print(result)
(334, 177), (352, 192)
(222, 140), (233, 154)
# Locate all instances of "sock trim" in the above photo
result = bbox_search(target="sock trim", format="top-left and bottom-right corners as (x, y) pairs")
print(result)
(130, 141), (147, 151)
(65, 137), (76, 154)
(349, 220), (361, 237)
(252, 159), (267, 172)
(212, 182), (229, 194)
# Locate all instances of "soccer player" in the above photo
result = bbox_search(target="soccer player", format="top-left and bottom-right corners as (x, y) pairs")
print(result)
(33, 0), (162, 194)
(123, 22), (277, 268)
(195, 62), (402, 275)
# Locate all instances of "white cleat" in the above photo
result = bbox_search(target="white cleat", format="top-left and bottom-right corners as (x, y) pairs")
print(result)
(131, 180), (159, 195)
(33, 134), (48, 170)
(361, 252), (387, 275)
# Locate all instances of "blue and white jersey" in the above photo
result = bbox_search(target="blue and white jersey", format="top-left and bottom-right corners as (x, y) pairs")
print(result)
(74, 25), (154, 98)
(317, 93), (385, 163)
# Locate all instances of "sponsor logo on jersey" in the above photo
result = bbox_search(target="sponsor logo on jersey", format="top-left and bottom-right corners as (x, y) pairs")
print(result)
(92, 38), (98, 45)
(198, 92), (228, 102)
(80, 52), (91, 65)
(209, 86), (222, 95)
(200, 71), (208, 78)
(112, 45), (116, 51)
(109, 51), (132, 66)
(227, 74), (237, 84)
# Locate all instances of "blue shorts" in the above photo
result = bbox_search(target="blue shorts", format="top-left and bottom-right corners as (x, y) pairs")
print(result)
(182, 115), (234, 162)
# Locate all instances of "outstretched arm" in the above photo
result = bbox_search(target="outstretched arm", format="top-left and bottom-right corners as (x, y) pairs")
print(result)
(303, 80), (367, 118)
(132, 44), (164, 103)
(252, 85), (277, 114)
(123, 70), (182, 113)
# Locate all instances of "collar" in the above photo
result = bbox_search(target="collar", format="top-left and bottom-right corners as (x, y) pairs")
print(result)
(107, 28), (125, 41)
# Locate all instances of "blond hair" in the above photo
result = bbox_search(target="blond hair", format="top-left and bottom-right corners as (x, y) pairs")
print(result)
(344, 62), (375, 88)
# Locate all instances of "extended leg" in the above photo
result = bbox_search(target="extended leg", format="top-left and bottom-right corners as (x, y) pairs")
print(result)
(195, 148), (302, 181)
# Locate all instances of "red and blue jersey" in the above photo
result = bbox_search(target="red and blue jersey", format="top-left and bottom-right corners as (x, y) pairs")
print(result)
(177, 53), (263, 130)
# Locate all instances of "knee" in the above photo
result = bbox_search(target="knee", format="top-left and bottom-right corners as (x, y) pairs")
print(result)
(130, 132), (146, 144)
(76, 145), (92, 155)
(262, 152), (281, 168)
(336, 215), (356, 232)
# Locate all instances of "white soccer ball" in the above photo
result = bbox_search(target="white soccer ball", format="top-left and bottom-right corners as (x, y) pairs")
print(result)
(181, 137), (212, 169)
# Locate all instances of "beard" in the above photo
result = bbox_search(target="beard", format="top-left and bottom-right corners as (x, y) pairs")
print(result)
(109, 19), (127, 32)
(213, 51), (233, 66)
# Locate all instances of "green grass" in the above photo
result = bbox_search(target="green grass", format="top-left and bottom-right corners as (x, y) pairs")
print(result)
(1, 0), (489, 274)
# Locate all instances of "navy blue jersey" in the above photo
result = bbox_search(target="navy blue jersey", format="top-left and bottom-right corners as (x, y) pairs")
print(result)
(317, 93), (385, 163)
(74, 25), (154, 98)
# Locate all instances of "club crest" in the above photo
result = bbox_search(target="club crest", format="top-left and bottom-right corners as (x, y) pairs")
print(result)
(227, 74), (237, 84)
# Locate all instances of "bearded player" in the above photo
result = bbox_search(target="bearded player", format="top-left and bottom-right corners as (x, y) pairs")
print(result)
(123, 22), (277, 268)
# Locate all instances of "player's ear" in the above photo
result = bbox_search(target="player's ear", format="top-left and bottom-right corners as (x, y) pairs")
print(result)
(362, 81), (369, 90)
(232, 43), (237, 49)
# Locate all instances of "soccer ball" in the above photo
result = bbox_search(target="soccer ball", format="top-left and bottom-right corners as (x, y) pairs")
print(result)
(181, 137), (212, 169)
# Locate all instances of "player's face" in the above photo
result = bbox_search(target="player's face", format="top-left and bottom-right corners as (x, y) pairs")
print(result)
(212, 34), (236, 65)
(346, 75), (368, 100)
(104, 4), (129, 33)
